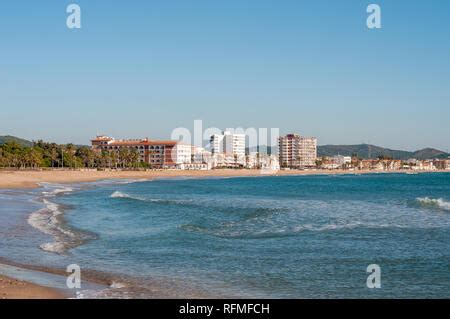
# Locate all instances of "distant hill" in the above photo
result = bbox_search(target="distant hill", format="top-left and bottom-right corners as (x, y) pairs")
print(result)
(410, 148), (449, 160)
(318, 144), (449, 160)
(0, 135), (33, 147)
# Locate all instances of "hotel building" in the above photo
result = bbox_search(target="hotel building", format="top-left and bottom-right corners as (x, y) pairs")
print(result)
(278, 134), (317, 169)
(91, 136), (191, 168)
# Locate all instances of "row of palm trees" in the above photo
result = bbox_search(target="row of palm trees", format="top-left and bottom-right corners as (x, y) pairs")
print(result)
(0, 146), (43, 169)
(0, 141), (146, 170)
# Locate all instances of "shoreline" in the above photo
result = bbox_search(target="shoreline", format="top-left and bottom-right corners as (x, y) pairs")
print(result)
(0, 259), (110, 299)
(0, 274), (66, 299)
(0, 257), (223, 299)
(0, 261), (71, 299)
(1, 168), (449, 189)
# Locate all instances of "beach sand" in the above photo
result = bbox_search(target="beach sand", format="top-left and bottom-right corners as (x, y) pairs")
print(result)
(0, 168), (331, 189)
(0, 275), (65, 299)
(2, 168), (445, 189)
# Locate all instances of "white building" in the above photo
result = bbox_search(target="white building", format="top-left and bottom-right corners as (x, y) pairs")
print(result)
(211, 131), (245, 155)
(191, 146), (213, 169)
(210, 134), (225, 155)
(246, 152), (280, 171)
(210, 131), (246, 167)
(171, 143), (192, 165)
(260, 154), (280, 174)
(177, 163), (210, 170)
(332, 155), (352, 166)
(223, 131), (246, 157)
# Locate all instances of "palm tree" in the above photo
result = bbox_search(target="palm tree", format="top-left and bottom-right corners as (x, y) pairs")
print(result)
(100, 150), (111, 169)
(110, 150), (118, 169)
(118, 148), (129, 168)
(76, 147), (94, 168)
(65, 144), (76, 169)
(29, 148), (43, 169)
(50, 146), (59, 168)
(129, 149), (140, 169)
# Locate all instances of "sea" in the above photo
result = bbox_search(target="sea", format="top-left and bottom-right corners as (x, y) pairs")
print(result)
(0, 173), (449, 298)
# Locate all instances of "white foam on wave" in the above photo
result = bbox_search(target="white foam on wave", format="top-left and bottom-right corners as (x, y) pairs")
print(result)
(110, 191), (131, 199)
(110, 191), (191, 205)
(40, 242), (67, 254)
(28, 200), (62, 253)
(38, 183), (75, 197)
(27, 198), (79, 254)
(110, 281), (127, 289)
(293, 222), (365, 232)
(25, 183), (80, 253)
(28, 200), (61, 233)
(116, 178), (150, 184)
(42, 187), (73, 196)
(416, 197), (450, 211)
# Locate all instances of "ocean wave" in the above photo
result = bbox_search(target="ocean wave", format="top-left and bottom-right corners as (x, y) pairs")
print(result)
(110, 191), (132, 199)
(416, 197), (450, 211)
(38, 183), (76, 197)
(101, 178), (151, 185)
(179, 220), (412, 239)
(110, 191), (192, 205)
(41, 187), (74, 196)
(180, 221), (375, 239)
(27, 199), (94, 254)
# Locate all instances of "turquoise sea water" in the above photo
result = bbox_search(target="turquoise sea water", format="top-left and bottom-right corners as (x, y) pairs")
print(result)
(0, 173), (449, 298)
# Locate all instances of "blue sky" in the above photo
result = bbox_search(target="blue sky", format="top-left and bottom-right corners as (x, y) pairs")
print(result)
(1, 0), (449, 151)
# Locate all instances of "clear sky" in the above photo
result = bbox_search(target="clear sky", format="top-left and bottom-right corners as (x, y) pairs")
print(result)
(1, 0), (449, 151)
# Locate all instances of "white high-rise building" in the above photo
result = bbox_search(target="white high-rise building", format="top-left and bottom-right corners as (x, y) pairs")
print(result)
(223, 131), (246, 157)
(210, 131), (246, 157)
(210, 131), (246, 167)
(210, 134), (225, 155)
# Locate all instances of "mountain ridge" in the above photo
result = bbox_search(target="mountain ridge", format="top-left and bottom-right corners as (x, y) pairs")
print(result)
(0, 135), (33, 147)
(317, 144), (449, 160)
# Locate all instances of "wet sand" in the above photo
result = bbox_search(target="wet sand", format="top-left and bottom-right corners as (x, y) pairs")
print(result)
(0, 275), (65, 299)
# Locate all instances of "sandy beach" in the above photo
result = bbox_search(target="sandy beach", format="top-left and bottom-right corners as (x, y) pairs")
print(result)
(0, 168), (334, 189)
(0, 275), (65, 299)
(1, 168), (447, 189)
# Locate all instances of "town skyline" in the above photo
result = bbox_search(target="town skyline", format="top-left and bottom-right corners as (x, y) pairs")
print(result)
(1, 132), (449, 172)
(2, 131), (450, 153)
